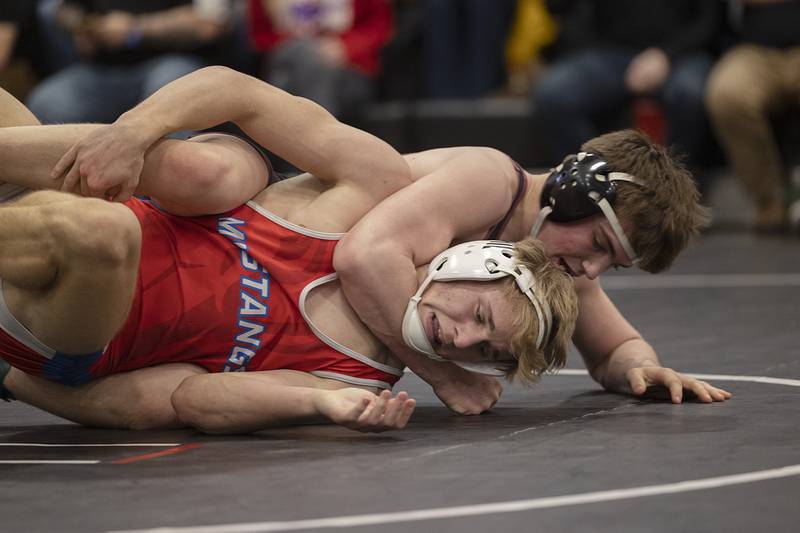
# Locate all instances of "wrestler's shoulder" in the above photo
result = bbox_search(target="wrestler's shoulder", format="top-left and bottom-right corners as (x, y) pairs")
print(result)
(404, 146), (518, 180)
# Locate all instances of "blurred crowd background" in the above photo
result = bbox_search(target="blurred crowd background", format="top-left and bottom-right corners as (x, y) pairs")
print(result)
(2, 0), (800, 233)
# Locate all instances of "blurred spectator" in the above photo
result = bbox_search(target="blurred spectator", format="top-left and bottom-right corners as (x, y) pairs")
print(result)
(0, 1), (49, 99)
(705, 0), (800, 232)
(423, 0), (515, 99)
(26, 0), (234, 124)
(249, 0), (391, 119)
(532, 0), (721, 180)
(505, 0), (557, 96)
(375, 0), (424, 101)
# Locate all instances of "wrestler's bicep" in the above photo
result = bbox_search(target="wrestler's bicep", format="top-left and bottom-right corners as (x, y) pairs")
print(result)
(343, 148), (519, 262)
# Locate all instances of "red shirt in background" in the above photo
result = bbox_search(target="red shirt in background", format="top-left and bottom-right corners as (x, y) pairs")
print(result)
(248, 0), (392, 76)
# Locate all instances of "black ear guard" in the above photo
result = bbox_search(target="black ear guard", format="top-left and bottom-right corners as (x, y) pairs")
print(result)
(540, 152), (622, 222)
(531, 152), (642, 264)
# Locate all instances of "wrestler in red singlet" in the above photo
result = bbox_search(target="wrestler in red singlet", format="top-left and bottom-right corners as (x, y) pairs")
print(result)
(0, 197), (403, 390)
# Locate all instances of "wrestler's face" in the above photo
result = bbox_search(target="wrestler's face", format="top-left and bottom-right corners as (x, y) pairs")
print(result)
(416, 280), (516, 366)
(537, 215), (633, 280)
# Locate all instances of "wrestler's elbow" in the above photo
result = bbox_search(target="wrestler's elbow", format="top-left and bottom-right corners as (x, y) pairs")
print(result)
(194, 65), (240, 86)
(170, 378), (229, 434)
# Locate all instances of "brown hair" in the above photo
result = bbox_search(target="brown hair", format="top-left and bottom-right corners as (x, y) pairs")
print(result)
(498, 237), (579, 385)
(581, 129), (710, 273)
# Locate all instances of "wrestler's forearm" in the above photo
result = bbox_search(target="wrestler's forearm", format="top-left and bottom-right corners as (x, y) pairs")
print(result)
(171, 374), (327, 434)
(334, 240), (442, 380)
(0, 124), (103, 189)
(335, 280), (461, 388)
(115, 67), (333, 166)
(114, 66), (409, 184)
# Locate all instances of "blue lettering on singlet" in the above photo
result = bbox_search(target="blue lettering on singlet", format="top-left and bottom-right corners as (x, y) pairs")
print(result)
(217, 216), (271, 372)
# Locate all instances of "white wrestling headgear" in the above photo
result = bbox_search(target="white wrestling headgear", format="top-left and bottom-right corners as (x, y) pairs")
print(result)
(401, 240), (553, 376)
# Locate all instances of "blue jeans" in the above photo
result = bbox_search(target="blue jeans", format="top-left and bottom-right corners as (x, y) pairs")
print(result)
(423, 0), (514, 98)
(265, 39), (373, 119)
(26, 55), (206, 124)
(532, 48), (713, 164)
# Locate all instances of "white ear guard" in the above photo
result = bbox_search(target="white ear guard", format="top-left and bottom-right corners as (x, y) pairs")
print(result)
(401, 241), (553, 376)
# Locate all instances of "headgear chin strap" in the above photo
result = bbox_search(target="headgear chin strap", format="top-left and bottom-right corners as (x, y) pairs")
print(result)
(401, 240), (552, 376)
(531, 152), (641, 265)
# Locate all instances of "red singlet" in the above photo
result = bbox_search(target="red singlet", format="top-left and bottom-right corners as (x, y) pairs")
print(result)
(0, 198), (402, 389)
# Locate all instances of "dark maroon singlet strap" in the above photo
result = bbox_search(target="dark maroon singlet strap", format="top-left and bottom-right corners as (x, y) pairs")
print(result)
(484, 159), (527, 240)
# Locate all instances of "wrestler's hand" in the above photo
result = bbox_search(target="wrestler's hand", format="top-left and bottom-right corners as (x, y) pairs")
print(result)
(314, 388), (416, 433)
(52, 122), (147, 202)
(626, 366), (732, 404)
(431, 367), (502, 415)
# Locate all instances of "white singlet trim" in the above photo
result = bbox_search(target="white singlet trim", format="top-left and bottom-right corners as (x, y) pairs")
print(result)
(246, 200), (343, 240)
(310, 371), (392, 390)
(299, 273), (404, 378)
(0, 279), (56, 359)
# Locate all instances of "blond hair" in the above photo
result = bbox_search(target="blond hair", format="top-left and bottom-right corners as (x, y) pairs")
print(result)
(498, 237), (578, 384)
(581, 129), (710, 273)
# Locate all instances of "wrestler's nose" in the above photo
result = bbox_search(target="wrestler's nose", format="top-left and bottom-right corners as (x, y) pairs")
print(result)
(582, 255), (610, 280)
(453, 323), (483, 348)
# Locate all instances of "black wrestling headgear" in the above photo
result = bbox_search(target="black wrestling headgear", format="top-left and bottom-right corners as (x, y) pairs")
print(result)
(531, 152), (641, 264)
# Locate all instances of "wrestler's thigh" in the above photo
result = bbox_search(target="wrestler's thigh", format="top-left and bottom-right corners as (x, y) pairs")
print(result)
(3, 197), (141, 354)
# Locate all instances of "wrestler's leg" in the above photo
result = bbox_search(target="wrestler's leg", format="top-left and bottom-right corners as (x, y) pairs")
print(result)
(0, 92), (264, 212)
(4, 363), (207, 430)
(0, 190), (140, 354)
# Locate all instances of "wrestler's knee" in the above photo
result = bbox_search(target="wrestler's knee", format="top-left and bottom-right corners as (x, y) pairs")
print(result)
(44, 197), (141, 270)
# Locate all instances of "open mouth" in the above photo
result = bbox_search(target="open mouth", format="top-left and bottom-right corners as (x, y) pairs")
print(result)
(426, 313), (443, 348)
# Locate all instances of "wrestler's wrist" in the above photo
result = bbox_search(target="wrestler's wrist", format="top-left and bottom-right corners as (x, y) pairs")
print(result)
(308, 389), (336, 421)
(115, 111), (168, 148)
(0, 358), (15, 402)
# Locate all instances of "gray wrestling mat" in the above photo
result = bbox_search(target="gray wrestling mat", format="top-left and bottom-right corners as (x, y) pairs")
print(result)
(1, 175), (799, 533)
